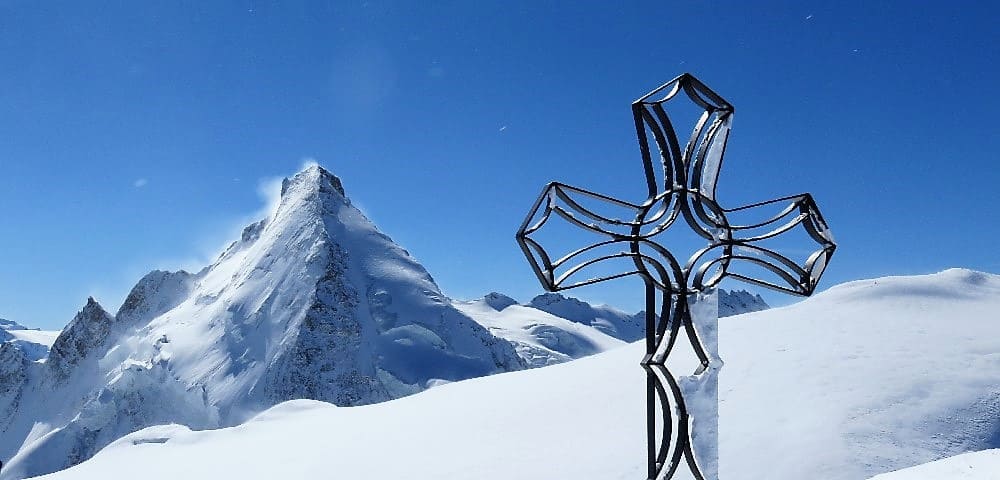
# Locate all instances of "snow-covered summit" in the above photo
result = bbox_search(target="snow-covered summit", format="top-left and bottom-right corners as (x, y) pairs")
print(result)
(527, 292), (644, 341)
(0, 318), (59, 363)
(718, 289), (768, 316)
(0, 319), (29, 331)
(46, 298), (115, 380)
(481, 292), (518, 311)
(0, 165), (523, 480)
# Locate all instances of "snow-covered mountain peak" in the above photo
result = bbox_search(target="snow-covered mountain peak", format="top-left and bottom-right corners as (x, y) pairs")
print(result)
(0, 318), (59, 363)
(527, 292), (577, 308)
(0, 319), (29, 331)
(718, 289), (769, 317)
(116, 270), (194, 326)
(482, 292), (518, 311)
(279, 164), (346, 200)
(0, 165), (525, 480)
(527, 293), (644, 341)
(46, 298), (115, 380)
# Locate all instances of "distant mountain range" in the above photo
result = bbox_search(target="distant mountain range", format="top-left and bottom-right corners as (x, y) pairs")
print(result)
(0, 166), (768, 479)
(31, 269), (1000, 480)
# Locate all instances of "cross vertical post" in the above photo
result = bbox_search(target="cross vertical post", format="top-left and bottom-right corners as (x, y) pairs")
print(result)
(516, 73), (837, 480)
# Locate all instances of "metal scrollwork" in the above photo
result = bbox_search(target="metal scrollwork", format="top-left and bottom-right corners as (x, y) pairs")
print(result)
(516, 73), (836, 480)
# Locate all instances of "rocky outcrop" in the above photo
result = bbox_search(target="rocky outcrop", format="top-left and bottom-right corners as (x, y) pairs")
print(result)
(719, 289), (769, 317)
(46, 298), (115, 381)
(116, 270), (194, 326)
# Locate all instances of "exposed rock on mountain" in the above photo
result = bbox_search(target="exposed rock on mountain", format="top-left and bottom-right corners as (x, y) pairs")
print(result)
(718, 289), (769, 317)
(0, 343), (28, 427)
(46, 298), (115, 381)
(482, 292), (518, 311)
(115, 270), (194, 326)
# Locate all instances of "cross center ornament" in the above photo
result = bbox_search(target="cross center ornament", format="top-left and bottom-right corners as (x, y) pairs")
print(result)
(515, 73), (837, 480)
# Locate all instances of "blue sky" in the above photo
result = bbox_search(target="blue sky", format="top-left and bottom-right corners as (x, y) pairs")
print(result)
(1, 1), (997, 329)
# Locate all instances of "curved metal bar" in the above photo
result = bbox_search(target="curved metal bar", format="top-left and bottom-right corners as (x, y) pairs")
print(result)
(553, 183), (676, 230)
(679, 192), (728, 241)
(550, 238), (631, 270)
(652, 293), (684, 365)
(725, 196), (804, 231)
(731, 212), (810, 243)
(518, 186), (556, 236)
(682, 110), (713, 177)
(689, 113), (730, 195)
(643, 365), (676, 476)
(550, 204), (630, 239)
(644, 105), (684, 188)
(679, 297), (711, 370)
(690, 247), (808, 293)
(635, 75), (684, 105)
(633, 104), (662, 201)
(518, 236), (556, 290)
(553, 251), (675, 292)
(634, 240), (686, 289)
(682, 74), (734, 111)
(553, 182), (644, 209)
(651, 363), (699, 480)
(684, 190), (731, 239)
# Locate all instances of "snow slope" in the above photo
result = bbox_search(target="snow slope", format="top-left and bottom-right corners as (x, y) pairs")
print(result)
(870, 450), (1000, 479)
(526, 292), (645, 341)
(0, 319), (58, 362)
(455, 295), (625, 367)
(33, 269), (1000, 480)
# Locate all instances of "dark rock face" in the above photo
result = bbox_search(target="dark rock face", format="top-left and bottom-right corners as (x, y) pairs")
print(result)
(264, 238), (388, 406)
(719, 289), (769, 317)
(483, 293), (518, 311)
(116, 270), (194, 326)
(47, 298), (115, 380)
(0, 342), (28, 426)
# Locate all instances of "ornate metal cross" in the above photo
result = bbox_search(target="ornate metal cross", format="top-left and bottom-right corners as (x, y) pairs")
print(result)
(515, 73), (836, 480)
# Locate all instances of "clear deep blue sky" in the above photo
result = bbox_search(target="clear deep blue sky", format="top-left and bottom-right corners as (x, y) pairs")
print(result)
(1, 1), (997, 329)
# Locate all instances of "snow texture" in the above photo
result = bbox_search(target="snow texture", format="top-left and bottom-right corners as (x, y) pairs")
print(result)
(869, 449), (1000, 479)
(29, 268), (1000, 480)
(527, 292), (645, 341)
(456, 296), (625, 367)
(0, 319), (58, 362)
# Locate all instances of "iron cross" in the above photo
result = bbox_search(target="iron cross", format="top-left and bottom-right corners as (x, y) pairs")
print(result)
(515, 73), (836, 480)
